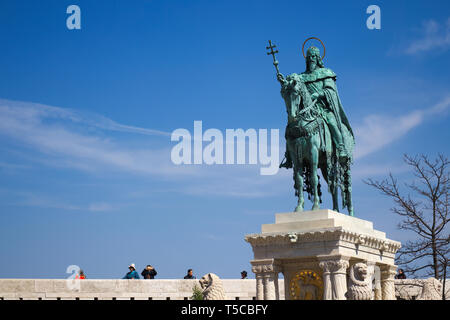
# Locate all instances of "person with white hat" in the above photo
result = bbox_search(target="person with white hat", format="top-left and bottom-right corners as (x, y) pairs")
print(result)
(122, 263), (140, 279)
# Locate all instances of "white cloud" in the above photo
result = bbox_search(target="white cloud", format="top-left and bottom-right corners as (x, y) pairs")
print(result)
(0, 99), (286, 200)
(354, 96), (450, 159)
(404, 17), (450, 55)
(0, 99), (197, 177)
(3, 190), (119, 213)
(352, 162), (410, 179)
(88, 202), (116, 212)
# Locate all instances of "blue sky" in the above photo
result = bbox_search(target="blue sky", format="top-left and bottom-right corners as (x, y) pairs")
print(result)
(0, 0), (449, 279)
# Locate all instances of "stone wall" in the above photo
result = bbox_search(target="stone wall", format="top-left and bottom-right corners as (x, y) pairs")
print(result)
(1, 278), (448, 300)
(394, 279), (450, 300)
(0, 279), (285, 300)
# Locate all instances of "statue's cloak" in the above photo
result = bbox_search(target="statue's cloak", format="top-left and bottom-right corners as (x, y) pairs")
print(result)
(299, 68), (354, 159)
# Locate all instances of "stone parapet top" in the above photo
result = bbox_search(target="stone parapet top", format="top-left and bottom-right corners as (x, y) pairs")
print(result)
(0, 279), (285, 300)
(261, 209), (387, 239)
(245, 226), (401, 254)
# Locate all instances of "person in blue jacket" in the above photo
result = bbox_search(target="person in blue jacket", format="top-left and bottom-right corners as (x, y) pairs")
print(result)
(123, 263), (140, 279)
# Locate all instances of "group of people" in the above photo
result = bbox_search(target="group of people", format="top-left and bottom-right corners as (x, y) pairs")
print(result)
(123, 265), (197, 280)
(77, 266), (405, 280)
(122, 264), (250, 280)
(123, 264), (158, 279)
(75, 265), (250, 280)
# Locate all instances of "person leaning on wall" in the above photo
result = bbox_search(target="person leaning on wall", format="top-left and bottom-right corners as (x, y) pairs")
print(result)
(141, 265), (157, 279)
(183, 269), (196, 279)
(395, 268), (407, 279)
(123, 263), (140, 279)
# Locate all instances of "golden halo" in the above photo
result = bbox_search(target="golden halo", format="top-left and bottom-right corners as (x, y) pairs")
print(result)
(302, 37), (326, 60)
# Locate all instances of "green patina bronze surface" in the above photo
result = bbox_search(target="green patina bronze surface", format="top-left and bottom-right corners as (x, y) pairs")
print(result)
(267, 41), (354, 216)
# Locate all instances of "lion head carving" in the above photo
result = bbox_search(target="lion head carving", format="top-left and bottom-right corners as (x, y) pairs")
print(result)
(417, 278), (442, 300)
(347, 262), (372, 300)
(353, 263), (368, 282)
(199, 273), (227, 300)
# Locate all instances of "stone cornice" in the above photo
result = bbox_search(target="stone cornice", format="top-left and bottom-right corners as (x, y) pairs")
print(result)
(245, 227), (401, 254)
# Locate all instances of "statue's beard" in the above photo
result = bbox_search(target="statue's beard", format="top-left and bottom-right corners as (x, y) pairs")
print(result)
(307, 61), (317, 71)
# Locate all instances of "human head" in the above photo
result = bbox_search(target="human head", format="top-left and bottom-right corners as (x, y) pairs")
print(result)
(79, 269), (84, 276)
(147, 265), (152, 269)
(241, 271), (247, 279)
(398, 269), (404, 274)
(129, 263), (135, 271)
(187, 269), (193, 276)
(306, 46), (324, 71)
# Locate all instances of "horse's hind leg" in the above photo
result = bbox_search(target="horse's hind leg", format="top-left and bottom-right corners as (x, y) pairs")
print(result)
(310, 146), (320, 211)
(345, 171), (354, 216)
(332, 184), (339, 212)
(320, 162), (339, 212)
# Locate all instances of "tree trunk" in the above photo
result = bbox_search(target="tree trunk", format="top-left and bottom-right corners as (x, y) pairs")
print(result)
(442, 262), (447, 301)
(431, 236), (439, 279)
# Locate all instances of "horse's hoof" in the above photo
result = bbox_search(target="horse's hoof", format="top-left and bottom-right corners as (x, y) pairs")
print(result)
(294, 205), (303, 212)
(348, 209), (354, 217)
(312, 205), (320, 211)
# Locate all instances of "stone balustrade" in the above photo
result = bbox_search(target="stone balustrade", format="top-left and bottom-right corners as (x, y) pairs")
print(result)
(1, 278), (448, 300)
(0, 279), (285, 300)
(394, 279), (450, 300)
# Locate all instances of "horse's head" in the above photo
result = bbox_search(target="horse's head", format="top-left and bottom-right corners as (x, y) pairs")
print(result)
(284, 74), (313, 121)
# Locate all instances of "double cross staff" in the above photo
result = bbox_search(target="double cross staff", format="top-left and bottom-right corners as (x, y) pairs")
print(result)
(266, 40), (280, 76)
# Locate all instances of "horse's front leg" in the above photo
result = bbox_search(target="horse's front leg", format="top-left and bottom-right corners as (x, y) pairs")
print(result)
(290, 140), (304, 213)
(294, 164), (304, 212)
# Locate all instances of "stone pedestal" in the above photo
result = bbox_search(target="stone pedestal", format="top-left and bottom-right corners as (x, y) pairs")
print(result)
(245, 209), (401, 300)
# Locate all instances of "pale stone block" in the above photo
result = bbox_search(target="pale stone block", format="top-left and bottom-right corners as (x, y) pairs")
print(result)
(53, 279), (76, 293)
(0, 279), (35, 293)
(35, 279), (54, 293)
(80, 280), (117, 293)
(265, 210), (384, 238)
(177, 279), (198, 293)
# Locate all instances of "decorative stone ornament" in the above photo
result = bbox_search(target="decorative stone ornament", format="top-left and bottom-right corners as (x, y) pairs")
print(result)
(346, 263), (372, 300)
(199, 273), (227, 300)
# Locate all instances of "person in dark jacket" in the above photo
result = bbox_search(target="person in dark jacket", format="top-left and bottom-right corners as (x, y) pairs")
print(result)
(123, 263), (140, 279)
(183, 269), (196, 279)
(141, 265), (157, 279)
(395, 268), (406, 279)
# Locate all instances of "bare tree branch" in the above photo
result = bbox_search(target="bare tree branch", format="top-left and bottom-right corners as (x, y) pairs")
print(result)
(364, 154), (449, 282)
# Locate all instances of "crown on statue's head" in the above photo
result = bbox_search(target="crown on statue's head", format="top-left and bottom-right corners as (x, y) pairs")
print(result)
(307, 46), (320, 56)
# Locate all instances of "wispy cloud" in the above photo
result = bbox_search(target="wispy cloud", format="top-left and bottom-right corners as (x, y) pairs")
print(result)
(0, 99), (284, 200)
(404, 17), (450, 55)
(354, 96), (450, 159)
(0, 99), (196, 177)
(0, 99), (171, 137)
(352, 162), (410, 180)
(87, 202), (117, 212)
(3, 191), (120, 213)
